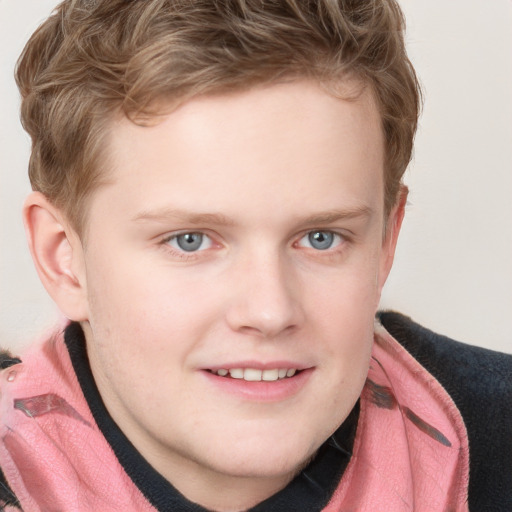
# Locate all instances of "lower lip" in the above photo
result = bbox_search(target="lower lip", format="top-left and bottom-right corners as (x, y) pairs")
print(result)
(201, 368), (314, 402)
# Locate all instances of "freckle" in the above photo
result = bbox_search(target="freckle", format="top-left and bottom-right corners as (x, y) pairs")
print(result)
(6, 371), (17, 382)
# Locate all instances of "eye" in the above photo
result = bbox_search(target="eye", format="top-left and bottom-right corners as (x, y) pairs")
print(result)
(167, 232), (213, 252)
(298, 230), (343, 251)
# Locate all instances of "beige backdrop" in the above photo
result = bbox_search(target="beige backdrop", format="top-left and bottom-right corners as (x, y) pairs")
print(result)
(1, 0), (511, 352)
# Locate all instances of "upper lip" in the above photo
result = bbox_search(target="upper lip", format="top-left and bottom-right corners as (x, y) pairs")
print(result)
(204, 361), (312, 371)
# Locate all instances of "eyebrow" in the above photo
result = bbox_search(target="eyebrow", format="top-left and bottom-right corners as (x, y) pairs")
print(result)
(131, 208), (236, 226)
(296, 206), (374, 227)
(131, 205), (373, 227)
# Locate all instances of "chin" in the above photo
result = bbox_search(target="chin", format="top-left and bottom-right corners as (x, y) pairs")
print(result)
(202, 432), (319, 479)
(186, 401), (347, 481)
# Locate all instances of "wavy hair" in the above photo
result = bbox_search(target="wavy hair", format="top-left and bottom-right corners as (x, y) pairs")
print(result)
(16, 0), (421, 233)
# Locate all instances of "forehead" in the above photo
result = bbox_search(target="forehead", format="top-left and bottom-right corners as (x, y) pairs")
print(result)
(93, 80), (384, 228)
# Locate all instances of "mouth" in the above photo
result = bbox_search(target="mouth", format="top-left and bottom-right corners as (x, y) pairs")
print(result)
(206, 367), (301, 382)
(202, 364), (312, 401)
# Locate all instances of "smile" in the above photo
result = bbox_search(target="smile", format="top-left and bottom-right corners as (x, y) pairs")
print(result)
(208, 368), (298, 381)
(202, 365), (313, 401)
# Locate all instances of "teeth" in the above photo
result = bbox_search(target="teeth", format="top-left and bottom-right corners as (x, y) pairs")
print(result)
(214, 368), (299, 381)
(229, 368), (244, 379)
(262, 369), (279, 381)
(244, 369), (262, 381)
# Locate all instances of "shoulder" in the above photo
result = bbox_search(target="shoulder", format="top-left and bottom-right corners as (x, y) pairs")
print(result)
(0, 333), (71, 512)
(377, 311), (512, 390)
(377, 311), (512, 511)
(0, 352), (23, 511)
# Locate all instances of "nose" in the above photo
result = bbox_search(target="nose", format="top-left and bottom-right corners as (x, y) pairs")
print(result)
(225, 250), (303, 338)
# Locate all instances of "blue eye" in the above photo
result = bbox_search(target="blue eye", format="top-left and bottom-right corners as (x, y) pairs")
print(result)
(168, 232), (212, 252)
(299, 231), (342, 250)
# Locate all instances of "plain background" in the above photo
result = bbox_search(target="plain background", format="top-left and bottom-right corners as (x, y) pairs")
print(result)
(1, 1), (511, 353)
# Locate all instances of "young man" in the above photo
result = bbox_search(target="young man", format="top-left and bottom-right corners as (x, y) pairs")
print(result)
(0, 1), (510, 511)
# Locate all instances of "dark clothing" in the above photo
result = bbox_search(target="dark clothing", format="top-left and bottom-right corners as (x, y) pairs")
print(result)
(1, 312), (510, 511)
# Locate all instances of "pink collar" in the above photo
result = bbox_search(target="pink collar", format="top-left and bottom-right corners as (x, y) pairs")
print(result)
(325, 321), (470, 511)
(0, 321), (469, 511)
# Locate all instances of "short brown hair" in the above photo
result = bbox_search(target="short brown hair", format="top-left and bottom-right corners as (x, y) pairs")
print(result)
(16, 0), (421, 233)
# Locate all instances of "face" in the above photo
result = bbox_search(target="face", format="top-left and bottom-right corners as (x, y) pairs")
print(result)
(75, 81), (401, 508)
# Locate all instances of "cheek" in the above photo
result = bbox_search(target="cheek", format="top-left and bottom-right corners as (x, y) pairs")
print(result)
(309, 261), (381, 323)
(84, 251), (224, 353)
(307, 263), (379, 379)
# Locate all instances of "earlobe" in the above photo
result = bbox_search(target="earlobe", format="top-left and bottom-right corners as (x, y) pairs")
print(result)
(23, 192), (89, 321)
(377, 186), (408, 292)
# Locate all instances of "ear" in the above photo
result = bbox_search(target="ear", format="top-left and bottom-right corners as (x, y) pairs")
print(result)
(377, 185), (408, 293)
(23, 192), (89, 321)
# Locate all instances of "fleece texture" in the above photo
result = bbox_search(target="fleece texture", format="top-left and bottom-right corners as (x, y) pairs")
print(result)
(0, 312), (510, 511)
(378, 311), (512, 511)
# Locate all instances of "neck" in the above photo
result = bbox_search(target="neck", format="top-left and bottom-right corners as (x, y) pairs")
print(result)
(169, 468), (293, 511)
(141, 442), (301, 511)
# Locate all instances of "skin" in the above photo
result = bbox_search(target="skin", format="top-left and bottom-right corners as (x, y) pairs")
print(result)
(25, 80), (406, 511)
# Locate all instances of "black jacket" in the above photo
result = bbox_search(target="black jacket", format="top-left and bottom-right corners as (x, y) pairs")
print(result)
(1, 312), (511, 511)
(377, 311), (512, 512)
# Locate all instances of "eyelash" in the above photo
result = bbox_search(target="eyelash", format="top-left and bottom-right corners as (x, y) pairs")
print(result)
(295, 230), (345, 251)
(159, 232), (215, 260)
(158, 229), (348, 260)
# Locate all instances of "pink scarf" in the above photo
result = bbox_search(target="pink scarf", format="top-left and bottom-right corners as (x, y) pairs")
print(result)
(0, 322), (469, 511)
(325, 322), (469, 511)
